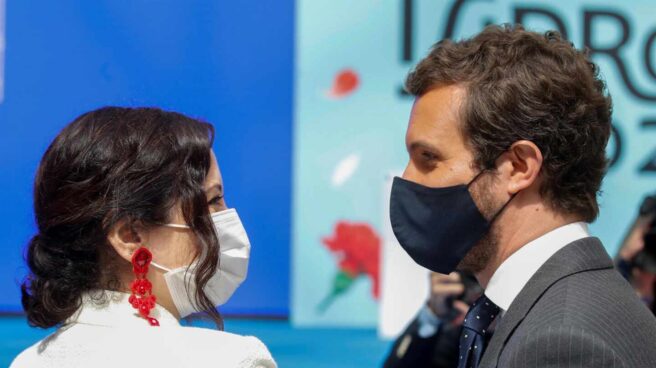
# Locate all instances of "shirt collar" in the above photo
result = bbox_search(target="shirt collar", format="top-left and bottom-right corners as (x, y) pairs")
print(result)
(67, 290), (180, 328)
(485, 222), (590, 313)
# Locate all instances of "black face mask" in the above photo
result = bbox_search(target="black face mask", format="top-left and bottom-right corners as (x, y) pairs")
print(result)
(389, 171), (511, 274)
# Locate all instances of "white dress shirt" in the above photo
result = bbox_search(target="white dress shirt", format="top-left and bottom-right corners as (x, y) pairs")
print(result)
(485, 222), (590, 314)
(11, 290), (277, 368)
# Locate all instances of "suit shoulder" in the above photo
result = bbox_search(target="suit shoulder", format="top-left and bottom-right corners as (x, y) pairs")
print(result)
(500, 324), (630, 368)
(512, 268), (656, 366)
(534, 267), (654, 325)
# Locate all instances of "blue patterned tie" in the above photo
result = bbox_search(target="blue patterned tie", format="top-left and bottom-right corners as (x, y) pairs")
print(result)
(457, 294), (500, 368)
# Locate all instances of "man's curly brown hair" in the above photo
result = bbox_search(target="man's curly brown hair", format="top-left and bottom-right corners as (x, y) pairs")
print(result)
(406, 24), (612, 222)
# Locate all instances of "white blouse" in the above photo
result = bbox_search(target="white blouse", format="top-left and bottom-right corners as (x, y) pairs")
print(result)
(10, 290), (277, 368)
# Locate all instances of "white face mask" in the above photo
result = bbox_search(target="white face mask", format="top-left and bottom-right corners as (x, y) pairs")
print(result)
(151, 208), (251, 318)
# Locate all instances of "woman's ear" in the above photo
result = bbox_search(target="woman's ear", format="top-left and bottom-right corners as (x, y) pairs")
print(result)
(107, 220), (145, 263)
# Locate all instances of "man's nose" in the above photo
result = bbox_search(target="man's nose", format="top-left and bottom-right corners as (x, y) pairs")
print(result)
(401, 163), (418, 182)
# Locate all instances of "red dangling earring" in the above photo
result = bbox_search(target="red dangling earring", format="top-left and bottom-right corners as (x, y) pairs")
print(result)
(129, 247), (159, 326)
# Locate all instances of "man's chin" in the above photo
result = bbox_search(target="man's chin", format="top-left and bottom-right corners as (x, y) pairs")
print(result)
(457, 234), (497, 274)
(456, 253), (486, 274)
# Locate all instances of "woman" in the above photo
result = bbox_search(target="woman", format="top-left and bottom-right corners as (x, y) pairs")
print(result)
(11, 107), (276, 367)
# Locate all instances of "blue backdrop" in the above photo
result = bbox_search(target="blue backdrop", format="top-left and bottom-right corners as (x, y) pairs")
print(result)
(0, 0), (293, 316)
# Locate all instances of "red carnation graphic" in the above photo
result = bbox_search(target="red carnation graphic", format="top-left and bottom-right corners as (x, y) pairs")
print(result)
(326, 69), (360, 98)
(318, 221), (380, 313)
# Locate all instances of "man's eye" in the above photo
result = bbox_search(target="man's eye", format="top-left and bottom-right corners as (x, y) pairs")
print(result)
(421, 151), (437, 161)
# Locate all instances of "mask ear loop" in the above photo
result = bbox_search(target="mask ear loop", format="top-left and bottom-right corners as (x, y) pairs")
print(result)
(158, 222), (201, 290)
(163, 223), (190, 229)
(465, 164), (516, 223)
(489, 193), (516, 223)
(151, 223), (194, 272)
(466, 148), (513, 188)
(466, 168), (490, 188)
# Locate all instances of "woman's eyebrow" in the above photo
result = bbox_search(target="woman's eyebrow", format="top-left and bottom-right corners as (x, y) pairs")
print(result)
(206, 183), (223, 196)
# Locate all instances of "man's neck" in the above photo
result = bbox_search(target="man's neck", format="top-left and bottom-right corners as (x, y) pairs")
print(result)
(475, 206), (583, 288)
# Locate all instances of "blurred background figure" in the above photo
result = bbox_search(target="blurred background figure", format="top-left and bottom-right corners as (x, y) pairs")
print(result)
(384, 272), (481, 368)
(616, 194), (656, 313)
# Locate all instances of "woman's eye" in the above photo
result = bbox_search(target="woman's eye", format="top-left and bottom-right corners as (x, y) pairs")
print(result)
(208, 195), (224, 205)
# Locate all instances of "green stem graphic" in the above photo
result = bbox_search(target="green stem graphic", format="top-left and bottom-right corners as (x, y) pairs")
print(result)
(317, 271), (356, 313)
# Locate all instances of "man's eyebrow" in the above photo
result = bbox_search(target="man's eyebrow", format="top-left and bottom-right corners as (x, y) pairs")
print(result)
(408, 140), (441, 154)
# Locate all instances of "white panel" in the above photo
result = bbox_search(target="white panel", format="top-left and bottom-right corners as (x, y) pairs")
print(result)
(378, 173), (430, 339)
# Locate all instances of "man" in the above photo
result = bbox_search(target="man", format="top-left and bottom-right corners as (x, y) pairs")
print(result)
(389, 25), (656, 368)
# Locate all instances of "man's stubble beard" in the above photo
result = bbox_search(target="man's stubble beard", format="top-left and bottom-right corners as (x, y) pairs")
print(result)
(457, 172), (502, 274)
(457, 226), (499, 273)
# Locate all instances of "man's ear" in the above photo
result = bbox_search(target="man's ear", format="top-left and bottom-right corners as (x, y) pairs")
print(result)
(107, 220), (145, 263)
(503, 140), (543, 195)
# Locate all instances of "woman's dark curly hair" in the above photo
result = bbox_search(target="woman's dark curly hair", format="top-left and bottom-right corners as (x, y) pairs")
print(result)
(406, 24), (612, 222)
(21, 106), (223, 328)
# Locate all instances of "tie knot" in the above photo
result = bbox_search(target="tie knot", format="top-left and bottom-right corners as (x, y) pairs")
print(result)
(462, 294), (500, 335)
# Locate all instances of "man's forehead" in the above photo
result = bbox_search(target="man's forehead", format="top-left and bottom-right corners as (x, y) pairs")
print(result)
(407, 85), (465, 143)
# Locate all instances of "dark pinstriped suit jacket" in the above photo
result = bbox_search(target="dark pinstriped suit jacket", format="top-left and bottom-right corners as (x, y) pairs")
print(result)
(479, 237), (656, 368)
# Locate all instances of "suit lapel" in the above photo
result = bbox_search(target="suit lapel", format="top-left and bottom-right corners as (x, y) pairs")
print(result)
(479, 237), (614, 368)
